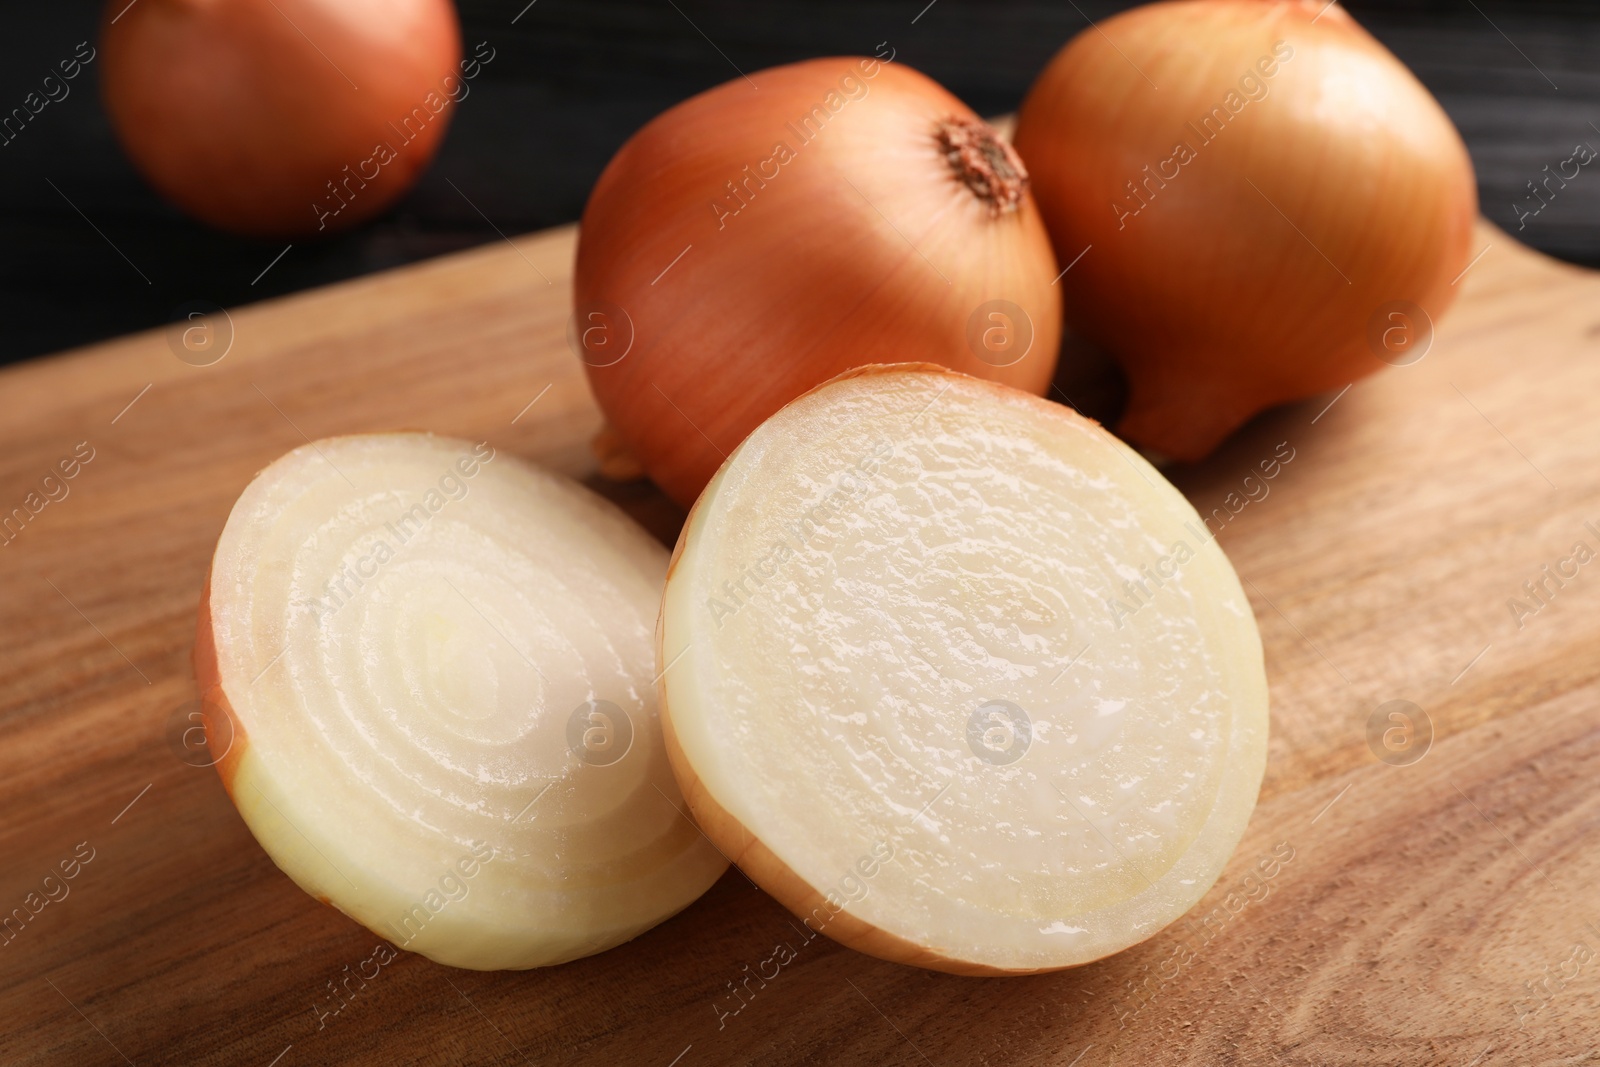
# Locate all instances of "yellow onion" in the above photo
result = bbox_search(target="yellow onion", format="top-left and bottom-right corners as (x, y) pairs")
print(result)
(575, 57), (1061, 507)
(1014, 0), (1477, 460)
(102, 0), (464, 238)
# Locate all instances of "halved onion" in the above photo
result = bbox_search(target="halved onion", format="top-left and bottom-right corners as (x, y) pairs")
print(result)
(195, 433), (725, 969)
(659, 366), (1268, 974)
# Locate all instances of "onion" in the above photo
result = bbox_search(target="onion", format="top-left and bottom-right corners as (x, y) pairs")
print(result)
(195, 433), (725, 969)
(659, 365), (1268, 974)
(102, 0), (464, 238)
(574, 57), (1062, 508)
(1013, 0), (1477, 460)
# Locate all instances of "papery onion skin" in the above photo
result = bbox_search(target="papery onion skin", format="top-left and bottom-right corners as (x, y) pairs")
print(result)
(575, 58), (1062, 508)
(101, 0), (462, 237)
(194, 575), (249, 799)
(1013, 0), (1477, 460)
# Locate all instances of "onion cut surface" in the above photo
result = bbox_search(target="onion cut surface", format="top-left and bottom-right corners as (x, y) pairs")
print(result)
(197, 434), (725, 970)
(660, 367), (1268, 974)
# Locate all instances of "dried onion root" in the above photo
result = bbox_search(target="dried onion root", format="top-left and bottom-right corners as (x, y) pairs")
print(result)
(195, 433), (725, 969)
(660, 366), (1268, 974)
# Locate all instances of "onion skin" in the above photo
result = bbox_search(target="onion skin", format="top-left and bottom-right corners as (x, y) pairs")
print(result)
(576, 59), (1061, 508)
(193, 575), (248, 800)
(101, 0), (462, 238)
(1013, 0), (1477, 460)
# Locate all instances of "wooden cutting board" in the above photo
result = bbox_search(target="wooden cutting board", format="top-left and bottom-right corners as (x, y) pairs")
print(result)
(2, 213), (1598, 1067)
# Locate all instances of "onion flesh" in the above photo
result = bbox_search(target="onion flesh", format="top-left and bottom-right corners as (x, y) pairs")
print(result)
(575, 57), (1062, 507)
(196, 433), (725, 969)
(1013, 0), (1476, 460)
(660, 366), (1268, 974)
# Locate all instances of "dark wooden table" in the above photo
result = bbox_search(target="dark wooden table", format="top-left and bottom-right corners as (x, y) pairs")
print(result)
(0, 0), (1596, 366)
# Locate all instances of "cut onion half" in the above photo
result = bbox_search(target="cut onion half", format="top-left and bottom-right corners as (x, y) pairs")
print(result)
(196, 433), (726, 970)
(660, 366), (1268, 975)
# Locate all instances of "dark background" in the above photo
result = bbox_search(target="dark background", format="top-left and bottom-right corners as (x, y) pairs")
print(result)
(2, 0), (1596, 366)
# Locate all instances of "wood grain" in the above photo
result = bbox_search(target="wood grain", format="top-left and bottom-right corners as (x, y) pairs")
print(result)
(2, 217), (1598, 1066)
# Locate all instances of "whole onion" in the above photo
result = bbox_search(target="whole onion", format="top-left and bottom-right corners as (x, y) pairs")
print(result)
(1014, 0), (1477, 460)
(575, 57), (1062, 508)
(101, 0), (465, 238)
